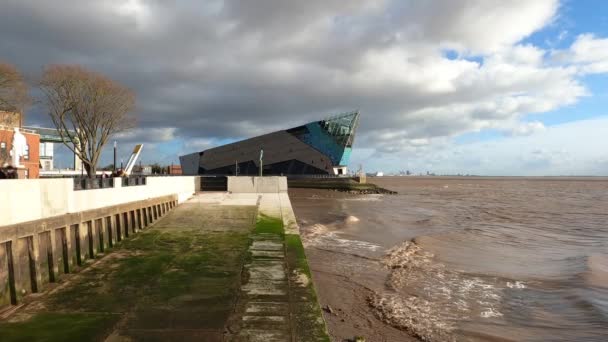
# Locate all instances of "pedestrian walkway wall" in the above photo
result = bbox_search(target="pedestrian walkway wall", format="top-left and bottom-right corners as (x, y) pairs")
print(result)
(0, 176), (199, 311)
(0, 176), (290, 312)
(0, 176), (198, 227)
(227, 176), (287, 193)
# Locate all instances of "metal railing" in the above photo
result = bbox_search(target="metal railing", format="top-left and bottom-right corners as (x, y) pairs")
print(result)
(73, 177), (115, 191)
(72, 176), (147, 191)
(121, 176), (147, 187)
(286, 174), (349, 179)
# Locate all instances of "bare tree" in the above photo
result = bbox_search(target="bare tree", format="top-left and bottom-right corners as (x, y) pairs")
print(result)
(0, 62), (29, 125)
(40, 65), (135, 177)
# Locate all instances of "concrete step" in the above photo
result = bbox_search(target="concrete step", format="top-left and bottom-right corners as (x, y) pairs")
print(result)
(236, 329), (290, 342)
(242, 315), (288, 324)
(251, 234), (283, 241)
(251, 240), (284, 251)
(243, 280), (288, 296)
(246, 260), (286, 281)
(244, 302), (289, 316)
(251, 250), (284, 259)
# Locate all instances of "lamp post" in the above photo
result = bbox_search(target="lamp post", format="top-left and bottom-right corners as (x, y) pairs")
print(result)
(113, 141), (117, 173)
(259, 148), (263, 177)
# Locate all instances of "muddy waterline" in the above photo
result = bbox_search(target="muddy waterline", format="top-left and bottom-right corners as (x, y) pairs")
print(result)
(290, 177), (608, 341)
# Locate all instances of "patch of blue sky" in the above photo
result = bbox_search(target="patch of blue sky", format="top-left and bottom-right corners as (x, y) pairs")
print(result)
(442, 49), (484, 65)
(523, 0), (608, 49)
(443, 49), (459, 60)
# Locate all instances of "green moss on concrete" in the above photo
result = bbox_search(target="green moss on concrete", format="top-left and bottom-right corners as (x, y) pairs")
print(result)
(285, 233), (330, 342)
(0, 281), (10, 308)
(285, 234), (311, 277)
(0, 313), (120, 342)
(254, 215), (284, 236)
(245, 213), (329, 341)
(4, 204), (258, 340)
(48, 230), (250, 315)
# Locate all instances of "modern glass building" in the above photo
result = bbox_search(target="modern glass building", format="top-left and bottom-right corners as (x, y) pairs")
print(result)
(179, 111), (360, 176)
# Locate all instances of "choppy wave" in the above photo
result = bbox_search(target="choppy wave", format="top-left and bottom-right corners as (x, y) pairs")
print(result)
(302, 223), (382, 254)
(369, 240), (527, 342)
(292, 178), (608, 341)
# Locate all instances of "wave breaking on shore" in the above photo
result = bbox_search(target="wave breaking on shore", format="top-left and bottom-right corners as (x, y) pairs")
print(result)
(369, 239), (526, 342)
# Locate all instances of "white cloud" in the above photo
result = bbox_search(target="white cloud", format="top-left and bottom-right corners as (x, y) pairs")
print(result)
(509, 121), (547, 136)
(552, 34), (608, 74)
(363, 117), (608, 175)
(114, 127), (177, 142)
(184, 137), (218, 151)
(1, 0), (607, 174)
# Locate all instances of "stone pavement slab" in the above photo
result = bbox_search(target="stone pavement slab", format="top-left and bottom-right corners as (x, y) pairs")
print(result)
(0, 192), (328, 342)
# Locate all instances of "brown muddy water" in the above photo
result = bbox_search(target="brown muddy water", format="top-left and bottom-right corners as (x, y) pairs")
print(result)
(290, 177), (608, 342)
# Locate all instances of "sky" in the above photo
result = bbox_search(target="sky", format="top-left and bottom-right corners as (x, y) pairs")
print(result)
(0, 0), (607, 175)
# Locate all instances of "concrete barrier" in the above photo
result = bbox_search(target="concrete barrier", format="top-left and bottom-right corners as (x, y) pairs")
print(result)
(0, 176), (198, 227)
(0, 194), (179, 309)
(227, 176), (287, 193)
(0, 176), (200, 310)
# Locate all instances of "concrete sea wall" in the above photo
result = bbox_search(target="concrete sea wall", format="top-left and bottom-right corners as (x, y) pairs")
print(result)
(227, 176), (288, 193)
(0, 176), (198, 227)
(0, 176), (198, 310)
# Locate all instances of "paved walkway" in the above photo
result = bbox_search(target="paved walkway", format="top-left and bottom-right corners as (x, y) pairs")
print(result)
(0, 193), (328, 342)
(194, 192), (329, 341)
(234, 194), (328, 341)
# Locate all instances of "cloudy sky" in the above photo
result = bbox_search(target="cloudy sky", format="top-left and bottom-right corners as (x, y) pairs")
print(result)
(1, 0), (607, 175)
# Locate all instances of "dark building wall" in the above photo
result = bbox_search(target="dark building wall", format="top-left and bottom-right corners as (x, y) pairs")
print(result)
(199, 130), (334, 175)
(180, 112), (359, 176)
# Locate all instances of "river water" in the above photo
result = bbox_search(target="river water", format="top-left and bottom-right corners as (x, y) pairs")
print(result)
(290, 177), (608, 341)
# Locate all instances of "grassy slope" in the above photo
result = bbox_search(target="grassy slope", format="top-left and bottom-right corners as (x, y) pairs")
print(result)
(0, 214), (252, 341)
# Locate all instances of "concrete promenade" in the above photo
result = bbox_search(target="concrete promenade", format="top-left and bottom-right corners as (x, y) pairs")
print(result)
(0, 191), (328, 341)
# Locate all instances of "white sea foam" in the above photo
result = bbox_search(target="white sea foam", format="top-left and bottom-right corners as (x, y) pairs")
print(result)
(369, 240), (530, 340)
(507, 281), (527, 289)
(481, 308), (504, 318)
(345, 215), (360, 223)
(303, 223), (381, 252)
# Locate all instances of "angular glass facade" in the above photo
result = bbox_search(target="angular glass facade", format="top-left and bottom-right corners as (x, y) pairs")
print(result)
(179, 112), (360, 176)
(287, 111), (359, 167)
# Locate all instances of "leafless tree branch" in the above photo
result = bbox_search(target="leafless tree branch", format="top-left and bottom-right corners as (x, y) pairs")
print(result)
(40, 65), (136, 177)
(0, 62), (29, 125)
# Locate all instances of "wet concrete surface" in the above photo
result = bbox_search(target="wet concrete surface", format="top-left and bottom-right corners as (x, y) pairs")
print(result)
(1, 196), (256, 341)
(0, 193), (329, 342)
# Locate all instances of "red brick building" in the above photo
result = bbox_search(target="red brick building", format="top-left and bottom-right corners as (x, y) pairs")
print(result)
(0, 111), (40, 178)
(167, 164), (182, 175)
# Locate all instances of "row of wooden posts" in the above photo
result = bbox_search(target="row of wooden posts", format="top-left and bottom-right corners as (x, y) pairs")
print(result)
(0, 196), (178, 309)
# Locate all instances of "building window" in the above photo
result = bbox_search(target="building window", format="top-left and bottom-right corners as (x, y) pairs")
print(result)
(0, 142), (5, 149)
(24, 144), (29, 160)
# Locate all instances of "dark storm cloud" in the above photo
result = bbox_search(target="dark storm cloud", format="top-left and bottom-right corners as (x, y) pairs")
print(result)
(0, 0), (597, 155)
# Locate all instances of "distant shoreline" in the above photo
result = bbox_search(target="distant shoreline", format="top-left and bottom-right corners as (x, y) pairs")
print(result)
(371, 175), (608, 181)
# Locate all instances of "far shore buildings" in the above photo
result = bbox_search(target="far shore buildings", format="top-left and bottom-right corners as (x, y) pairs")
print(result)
(0, 111), (40, 178)
(1, 111), (82, 178)
(179, 111), (360, 176)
